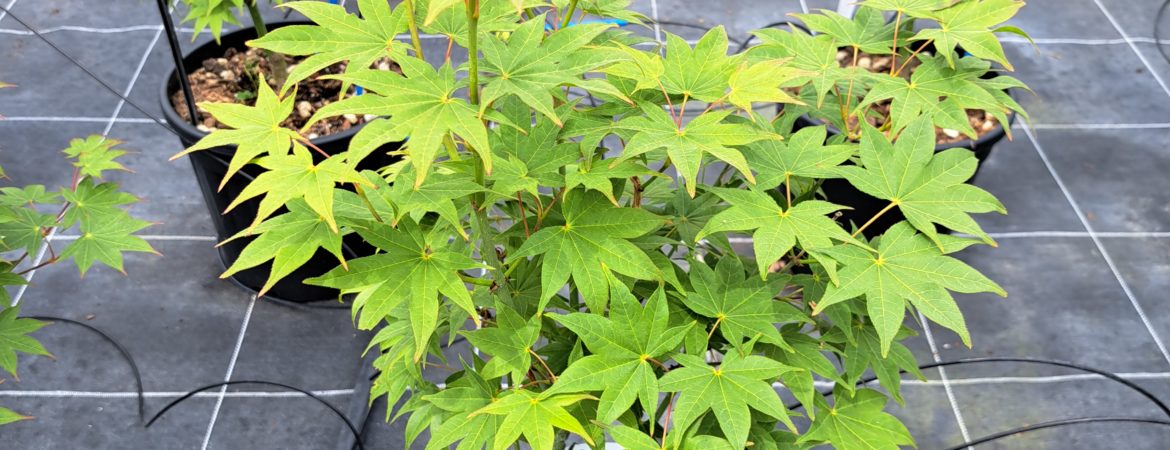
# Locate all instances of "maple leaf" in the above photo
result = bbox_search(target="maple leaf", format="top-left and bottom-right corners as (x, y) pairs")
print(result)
(697, 187), (860, 279)
(659, 351), (799, 449)
(681, 255), (809, 349)
(62, 135), (129, 179)
(511, 189), (664, 310)
(912, 0), (1026, 70)
(315, 58), (492, 187)
(798, 388), (914, 450)
(419, 0), (524, 48)
(479, 16), (625, 125)
(225, 143), (367, 233)
(750, 28), (848, 107)
(741, 125), (855, 190)
(218, 200), (346, 297)
(835, 117), (1005, 246)
(661, 27), (737, 102)
(546, 276), (694, 425)
(60, 179), (139, 228)
(470, 390), (596, 450)
(250, 0), (410, 89)
(0, 307), (49, 378)
(796, 6), (898, 54)
(60, 214), (155, 276)
(0, 185), (58, 207)
(379, 167), (482, 238)
(564, 160), (659, 206)
(172, 74), (299, 188)
(423, 364), (503, 450)
(463, 301), (541, 382)
(861, 0), (951, 18)
(0, 406), (32, 425)
(306, 219), (485, 360)
(815, 222), (1005, 355)
(859, 53), (1007, 137)
(0, 206), (56, 255)
(840, 325), (925, 404)
(613, 104), (766, 197)
(726, 59), (805, 111)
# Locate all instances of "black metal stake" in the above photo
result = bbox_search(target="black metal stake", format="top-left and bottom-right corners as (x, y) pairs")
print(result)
(156, 0), (199, 126)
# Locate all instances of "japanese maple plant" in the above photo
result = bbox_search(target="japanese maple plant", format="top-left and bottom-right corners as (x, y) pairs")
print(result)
(178, 0), (1027, 448)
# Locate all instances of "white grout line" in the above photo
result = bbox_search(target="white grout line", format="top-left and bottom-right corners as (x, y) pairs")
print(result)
(0, 389), (354, 398)
(0, 24), (187, 35)
(1001, 36), (1170, 46)
(102, 29), (164, 136)
(804, 371), (1170, 389)
(201, 294), (256, 450)
(798, 0), (809, 15)
(649, 0), (663, 51)
(1, 116), (162, 124)
(1021, 122), (1170, 367)
(985, 231), (1170, 239)
(918, 314), (973, 446)
(1091, 0), (1170, 101)
(1014, 122), (1170, 130)
(54, 234), (218, 242)
(0, 0), (18, 24)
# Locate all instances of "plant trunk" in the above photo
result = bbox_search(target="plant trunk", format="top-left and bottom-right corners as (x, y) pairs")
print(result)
(247, 1), (288, 87)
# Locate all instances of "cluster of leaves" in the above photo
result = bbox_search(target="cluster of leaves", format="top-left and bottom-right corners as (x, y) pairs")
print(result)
(183, 0), (1026, 448)
(0, 134), (156, 424)
(180, 0), (286, 41)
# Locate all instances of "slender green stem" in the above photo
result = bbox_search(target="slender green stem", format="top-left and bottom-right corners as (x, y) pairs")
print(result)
(246, 1), (268, 38)
(459, 273), (495, 286)
(559, 0), (579, 29)
(403, 0), (426, 59)
(353, 185), (385, 224)
(466, 0), (480, 105)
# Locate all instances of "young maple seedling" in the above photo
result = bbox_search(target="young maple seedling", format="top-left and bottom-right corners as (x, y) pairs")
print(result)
(178, 0), (1027, 448)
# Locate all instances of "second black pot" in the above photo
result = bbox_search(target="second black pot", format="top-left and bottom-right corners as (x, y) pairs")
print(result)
(160, 21), (401, 302)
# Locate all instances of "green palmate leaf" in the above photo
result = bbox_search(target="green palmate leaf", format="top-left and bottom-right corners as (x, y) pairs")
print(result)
(479, 15), (624, 125)
(552, 0), (648, 24)
(727, 59), (804, 111)
(564, 160), (658, 206)
(742, 125), (854, 190)
(219, 200), (346, 296)
(318, 58), (492, 187)
(681, 256), (808, 350)
(307, 219), (484, 360)
(0, 307), (50, 378)
(226, 143), (367, 232)
(0, 406), (33, 425)
(173, 74), (299, 188)
(766, 334), (844, 417)
(62, 135), (129, 179)
(799, 388), (914, 450)
(841, 325), (924, 404)
(546, 276), (693, 425)
(0, 206), (55, 255)
(614, 105), (765, 197)
(60, 178), (139, 228)
(659, 352), (799, 449)
(380, 167), (481, 238)
(861, 0), (951, 18)
(464, 301), (541, 382)
(750, 28), (847, 107)
(608, 425), (661, 450)
(0, 263), (28, 306)
(511, 189), (663, 310)
(419, 0), (523, 48)
(661, 27), (737, 102)
(470, 390), (595, 450)
(60, 214), (155, 276)
(423, 366), (503, 450)
(0, 185), (58, 206)
(180, 0), (243, 42)
(698, 187), (858, 279)
(912, 0), (1025, 70)
(487, 99), (578, 197)
(837, 118), (1005, 246)
(860, 53), (1004, 137)
(602, 44), (666, 93)
(795, 6), (897, 54)
(816, 222), (1005, 355)
(250, 0), (410, 89)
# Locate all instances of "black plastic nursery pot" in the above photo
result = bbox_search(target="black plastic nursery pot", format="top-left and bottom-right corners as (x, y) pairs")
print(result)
(794, 110), (1015, 238)
(160, 21), (400, 303)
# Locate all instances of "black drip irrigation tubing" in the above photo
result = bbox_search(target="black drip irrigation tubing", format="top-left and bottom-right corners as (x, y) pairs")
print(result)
(144, 380), (365, 450)
(24, 315), (367, 449)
